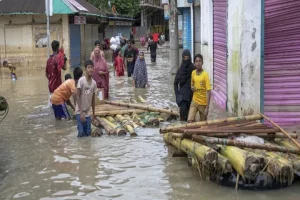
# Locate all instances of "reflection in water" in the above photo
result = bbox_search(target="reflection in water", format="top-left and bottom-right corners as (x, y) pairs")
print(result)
(0, 48), (300, 199)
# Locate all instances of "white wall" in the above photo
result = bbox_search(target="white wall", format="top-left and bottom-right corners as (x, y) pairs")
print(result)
(194, 5), (201, 54)
(200, 0), (213, 85)
(227, 0), (261, 116)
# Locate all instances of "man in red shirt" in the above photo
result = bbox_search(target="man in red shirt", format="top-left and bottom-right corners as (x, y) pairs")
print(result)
(46, 40), (67, 94)
(152, 32), (159, 44)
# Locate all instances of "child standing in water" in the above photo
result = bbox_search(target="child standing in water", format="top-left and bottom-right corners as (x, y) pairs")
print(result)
(75, 59), (97, 137)
(114, 50), (125, 76)
(187, 54), (211, 122)
(2, 61), (17, 80)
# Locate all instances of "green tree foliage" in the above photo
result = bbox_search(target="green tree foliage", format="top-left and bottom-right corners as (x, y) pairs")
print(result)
(88, 0), (140, 17)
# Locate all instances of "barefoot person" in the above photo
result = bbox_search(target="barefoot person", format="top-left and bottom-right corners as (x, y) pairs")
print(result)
(188, 54), (211, 122)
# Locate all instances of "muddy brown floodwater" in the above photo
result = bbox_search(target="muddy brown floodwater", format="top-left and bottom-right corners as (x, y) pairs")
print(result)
(0, 48), (300, 200)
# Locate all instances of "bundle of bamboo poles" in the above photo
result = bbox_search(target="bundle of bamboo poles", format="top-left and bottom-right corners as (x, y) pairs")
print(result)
(163, 114), (300, 189)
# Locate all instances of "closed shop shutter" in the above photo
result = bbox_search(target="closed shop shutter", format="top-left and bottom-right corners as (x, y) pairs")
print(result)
(264, 0), (300, 125)
(113, 26), (130, 39)
(69, 24), (81, 67)
(105, 27), (113, 39)
(84, 24), (93, 60)
(92, 25), (99, 44)
(213, 0), (227, 109)
(182, 8), (192, 52)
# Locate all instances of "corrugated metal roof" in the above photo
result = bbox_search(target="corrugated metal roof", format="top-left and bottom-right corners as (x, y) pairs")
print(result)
(0, 0), (105, 16)
(73, 0), (105, 17)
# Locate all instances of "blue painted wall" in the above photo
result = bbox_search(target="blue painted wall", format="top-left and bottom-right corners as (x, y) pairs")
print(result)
(182, 8), (192, 52)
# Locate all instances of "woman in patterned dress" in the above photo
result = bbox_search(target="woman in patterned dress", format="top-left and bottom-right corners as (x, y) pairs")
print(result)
(132, 52), (149, 88)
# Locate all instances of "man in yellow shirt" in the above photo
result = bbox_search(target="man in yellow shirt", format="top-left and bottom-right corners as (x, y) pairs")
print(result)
(188, 54), (211, 122)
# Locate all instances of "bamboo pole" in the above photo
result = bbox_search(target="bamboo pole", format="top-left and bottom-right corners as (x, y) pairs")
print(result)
(115, 115), (137, 136)
(274, 140), (300, 172)
(96, 117), (114, 135)
(163, 133), (218, 165)
(105, 101), (179, 116)
(248, 149), (294, 185)
(160, 114), (263, 133)
(260, 113), (300, 149)
(91, 124), (103, 137)
(219, 145), (265, 180)
(217, 154), (233, 174)
(131, 113), (146, 127)
(100, 117), (127, 136)
(170, 132), (298, 139)
(130, 98), (138, 104)
(123, 114), (140, 129)
(209, 133), (297, 139)
(106, 116), (116, 123)
(193, 136), (300, 155)
(177, 127), (279, 134)
(95, 109), (146, 116)
(137, 95), (146, 103)
(148, 116), (160, 126)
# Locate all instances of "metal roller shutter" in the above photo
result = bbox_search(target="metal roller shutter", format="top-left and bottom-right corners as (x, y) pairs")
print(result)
(264, 0), (300, 125)
(212, 0), (227, 109)
(92, 25), (99, 44)
(105, 27), (113, 39)
(69, 24), (81, 67)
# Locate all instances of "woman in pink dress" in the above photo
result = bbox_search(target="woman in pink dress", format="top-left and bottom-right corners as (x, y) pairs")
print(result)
(91, 48), (109, 99)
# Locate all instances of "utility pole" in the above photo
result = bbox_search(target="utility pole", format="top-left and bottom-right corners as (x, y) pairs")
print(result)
(169, 0), (179, 74)
(45, 0), (53, 58)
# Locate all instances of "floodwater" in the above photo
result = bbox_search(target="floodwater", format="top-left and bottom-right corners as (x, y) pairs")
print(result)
(0, 48), (300, 200)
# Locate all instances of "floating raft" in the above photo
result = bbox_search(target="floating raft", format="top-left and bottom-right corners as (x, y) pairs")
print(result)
(163, 114), (300, 190)
(92, 96), (178, 136)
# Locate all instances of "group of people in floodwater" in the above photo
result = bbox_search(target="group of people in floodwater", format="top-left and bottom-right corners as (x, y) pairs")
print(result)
(1, 32), (209, 136)
(44, 33), (160, 137)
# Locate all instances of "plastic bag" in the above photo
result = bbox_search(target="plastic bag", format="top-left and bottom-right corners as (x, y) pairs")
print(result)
(110, 37), (116, 45)
(110, 44), (118, 51)
(235, 135), (264, 144)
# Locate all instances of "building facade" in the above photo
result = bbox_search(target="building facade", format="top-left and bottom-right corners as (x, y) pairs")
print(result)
(139, 0), (165, 38)
(0, 0), (133, 68)
(198, 0), (300, 125)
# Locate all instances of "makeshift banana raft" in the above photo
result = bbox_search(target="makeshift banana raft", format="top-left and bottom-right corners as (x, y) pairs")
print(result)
(92, 96), (179, 137)
(160, 114), (300, 190)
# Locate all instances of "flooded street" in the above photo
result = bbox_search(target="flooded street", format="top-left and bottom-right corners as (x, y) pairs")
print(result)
(1, 48), (300, 200)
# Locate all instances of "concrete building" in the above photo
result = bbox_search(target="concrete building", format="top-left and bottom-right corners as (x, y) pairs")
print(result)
(0, 0), (133, 69)
(0, 0), (107, 69)
(198, 0), (300, 125)
(139, 0), (165, 38)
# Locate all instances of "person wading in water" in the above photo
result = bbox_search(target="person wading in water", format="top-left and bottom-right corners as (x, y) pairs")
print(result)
(124, 40), (137, 77)
(174, 49), (195, 121)
(147, 36), (158, 63)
